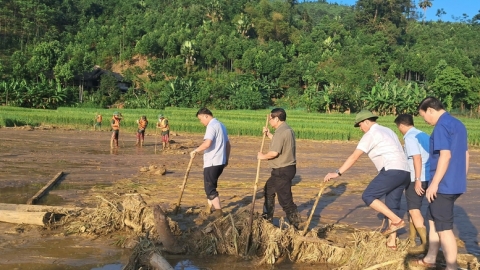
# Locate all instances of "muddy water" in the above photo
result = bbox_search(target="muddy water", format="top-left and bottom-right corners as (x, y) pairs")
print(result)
(0, 128), (479, 269)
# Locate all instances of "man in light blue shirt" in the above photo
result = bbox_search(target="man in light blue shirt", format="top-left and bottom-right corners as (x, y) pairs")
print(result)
(395, 114), (430, 254)
(190, 108), (231, 218)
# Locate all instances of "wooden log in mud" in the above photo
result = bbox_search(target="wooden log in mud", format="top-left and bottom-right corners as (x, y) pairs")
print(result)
(0, 210), (52, 226)
(27, 171), (64, 205)
(0, 203), (88, 213)
(152, 205), (184, 254)
(149, 253), (174, 270)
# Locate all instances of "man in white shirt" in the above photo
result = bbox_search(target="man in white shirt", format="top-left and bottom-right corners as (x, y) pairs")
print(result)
(190, 108), (231, 218)
(324, 110), (410, 250)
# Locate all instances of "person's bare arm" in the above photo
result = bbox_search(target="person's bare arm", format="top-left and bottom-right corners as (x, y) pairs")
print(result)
(257, 150), (278, 160)
(412, 154), (425, 195)
(263, 127), (273, 139)
(466, 150), (469, 175)
(426, 150), (451, 202)
(324, 149), (363, 181)
(225, 140), (231, 165)
(190, 139), (213, 158)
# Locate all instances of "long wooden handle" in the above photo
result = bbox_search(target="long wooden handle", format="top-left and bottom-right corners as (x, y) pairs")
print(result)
(302, 182), (330, 236)
(155, 128), (158, 154)
(175, 155), (195, 214)
(245, 114), (269, 255)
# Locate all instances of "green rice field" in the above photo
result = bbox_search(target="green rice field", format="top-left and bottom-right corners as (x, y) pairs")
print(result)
(1, 106), (479, 146)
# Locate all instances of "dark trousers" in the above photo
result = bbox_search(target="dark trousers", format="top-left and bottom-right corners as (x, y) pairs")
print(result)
(203, 164), (225, 200)
(136, 130), (145, 140)
(112, 130), (119, 140)
(264, 165), (297, 214)
(362, 168), (410, 217)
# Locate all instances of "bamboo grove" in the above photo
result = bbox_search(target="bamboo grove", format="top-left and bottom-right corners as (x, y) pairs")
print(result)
(1, 0), (480, 115)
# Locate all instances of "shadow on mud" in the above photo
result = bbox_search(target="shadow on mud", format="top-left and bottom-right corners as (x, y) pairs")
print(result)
(298, 182), (348, 229)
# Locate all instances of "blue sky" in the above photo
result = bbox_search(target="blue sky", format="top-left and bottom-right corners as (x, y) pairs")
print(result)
(323, 0), (480, 22)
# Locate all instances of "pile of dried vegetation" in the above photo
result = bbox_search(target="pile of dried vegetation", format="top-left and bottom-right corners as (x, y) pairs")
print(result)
(60, 194), (480, 270)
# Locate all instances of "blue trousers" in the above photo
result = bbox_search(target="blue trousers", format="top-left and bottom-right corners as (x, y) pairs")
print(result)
(362, 168), (410, 216)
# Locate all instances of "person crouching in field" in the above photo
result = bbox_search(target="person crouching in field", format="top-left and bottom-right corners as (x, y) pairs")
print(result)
(157, 114), (170, 150)
(394, 114), (430, 254)
(110, 111), (122, 148)
(324, 110), (410, 250)
(136, 115), (148, 147)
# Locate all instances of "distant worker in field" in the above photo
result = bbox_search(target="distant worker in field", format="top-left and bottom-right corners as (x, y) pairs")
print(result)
(324, 110), (410, 250)
(257, 108), (302, 230)
(394, 114), (430, 254)
(157, 114), (170, 150)
(94, 113), (102, 131)
(110, 111), (122, 148)
(136, 115), (148, 147)
(190, 108), (230, 219)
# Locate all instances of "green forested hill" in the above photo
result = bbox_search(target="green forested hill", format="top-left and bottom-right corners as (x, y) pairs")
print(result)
(0, 0), (479, 114)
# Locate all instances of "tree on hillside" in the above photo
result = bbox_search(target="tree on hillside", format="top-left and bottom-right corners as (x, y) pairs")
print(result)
(354, 0), (414, 31)
(472, 10), (480, 24)
(181, 40), (197, 75)
(431, 60), (471, 111)
(418, 0), (433, 24)
(435, 8), (446, 21)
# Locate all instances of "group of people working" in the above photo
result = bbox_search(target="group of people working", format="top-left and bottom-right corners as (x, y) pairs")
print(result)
(324, 96), (468, 270)
(93, 96), (468, 270)
(94, 112), (170, 149)
(189, 97), (468, 270)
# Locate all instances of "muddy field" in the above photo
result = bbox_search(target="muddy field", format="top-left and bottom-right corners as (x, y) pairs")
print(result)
(0, 127), (479, 269)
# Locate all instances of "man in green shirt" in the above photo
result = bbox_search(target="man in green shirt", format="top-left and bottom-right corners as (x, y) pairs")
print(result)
(257, 108), (301, 229)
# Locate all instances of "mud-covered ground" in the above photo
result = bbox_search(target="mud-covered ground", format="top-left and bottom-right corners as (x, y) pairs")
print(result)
(0, 127), (479, 269)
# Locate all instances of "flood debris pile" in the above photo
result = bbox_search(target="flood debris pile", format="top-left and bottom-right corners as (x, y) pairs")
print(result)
(182, 207), (413, 269)
(63, 194), (179, 240)
(60, 195), (480, 269)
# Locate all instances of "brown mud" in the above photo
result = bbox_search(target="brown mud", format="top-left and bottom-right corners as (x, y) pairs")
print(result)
(0, 128), (479, 269)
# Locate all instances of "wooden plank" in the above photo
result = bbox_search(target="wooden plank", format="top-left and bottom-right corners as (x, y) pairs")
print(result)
(0, 210), (49, 226)
(0, 203), (88, 213)
(27, 171), (64, 205)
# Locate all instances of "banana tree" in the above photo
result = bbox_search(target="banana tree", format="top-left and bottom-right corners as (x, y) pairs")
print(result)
(181, 41), (197, 75)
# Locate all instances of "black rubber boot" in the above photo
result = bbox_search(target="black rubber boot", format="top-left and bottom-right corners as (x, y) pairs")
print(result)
(286, 209), (303, 230)
(262, 196), (275, 222)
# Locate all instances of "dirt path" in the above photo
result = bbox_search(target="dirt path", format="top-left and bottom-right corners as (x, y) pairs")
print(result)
(0, 128), (479, 268)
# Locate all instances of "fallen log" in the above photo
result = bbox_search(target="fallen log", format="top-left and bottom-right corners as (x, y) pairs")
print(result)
(27, 171), (64, 205)
(0, 203), (88, 213)
(149, 253), (174, 270)
(0, 210), (56, 226)
(152, 205), (184, 254)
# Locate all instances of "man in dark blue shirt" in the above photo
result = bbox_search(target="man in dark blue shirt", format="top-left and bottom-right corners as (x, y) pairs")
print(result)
(411, 97), (469, 270)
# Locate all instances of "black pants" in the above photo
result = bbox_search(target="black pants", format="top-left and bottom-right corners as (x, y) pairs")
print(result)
(203, 164), (225, 200)
(264, 165), (297, 214)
